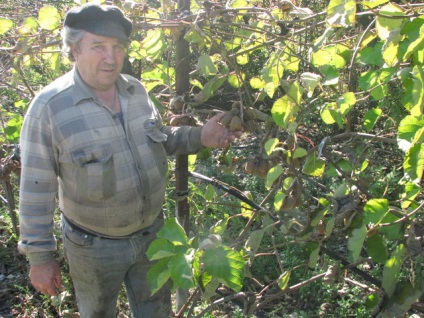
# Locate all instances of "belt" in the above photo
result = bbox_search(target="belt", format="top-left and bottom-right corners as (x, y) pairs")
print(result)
(62, 214), (151, 240)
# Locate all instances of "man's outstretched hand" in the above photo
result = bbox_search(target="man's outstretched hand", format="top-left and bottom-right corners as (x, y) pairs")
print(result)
(201, 112), (243, 149)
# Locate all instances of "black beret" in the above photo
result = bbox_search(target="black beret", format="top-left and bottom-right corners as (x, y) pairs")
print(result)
(64, 3), (132, 42)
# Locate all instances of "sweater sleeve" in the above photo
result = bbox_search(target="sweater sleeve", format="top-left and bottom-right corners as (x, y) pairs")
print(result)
(18, 101), (59, 266)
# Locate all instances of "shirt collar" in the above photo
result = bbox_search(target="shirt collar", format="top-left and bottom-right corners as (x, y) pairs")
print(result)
(71, 66), (135, 106)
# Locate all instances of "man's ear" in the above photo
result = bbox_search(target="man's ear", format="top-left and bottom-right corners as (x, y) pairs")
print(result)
(71, 44), (79, 60)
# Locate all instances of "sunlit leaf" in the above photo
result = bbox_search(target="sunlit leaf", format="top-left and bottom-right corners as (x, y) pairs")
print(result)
(382, 244), (407, 297)
(401, 182), (422, 209)
(197, 55), (217, 75)
(327, 0), (356, 27)
(265, 165), (284, 189)
(0, 17), (14, 35)
(397, 115), (424, 152)
(169, 252), (195, 290)
(404, 143), (424, 182)
(364, 198), (389, 225)
(157, 218), (188, 245)
(140, 29), (166, 60)
(363, 108), (382, 131)
(147, 258), (171, 295)
(301, 72), (322, 97)
(19, 17), (38, 34)
(376, 3), (404, 40)
(250, 77), (266, 89)
(402, 17), (424, 61)
(264, 138), (279, 155)
(277, 270), (291, 291)
(302, 151), (325, 177)
(245, 229), (265, 254)
(146, 238), (177, 261)
(38, 6), (60, 31)
(362, 0), (389, 9)
(348, 224), (367, 262)
(203, 246), (245, 292)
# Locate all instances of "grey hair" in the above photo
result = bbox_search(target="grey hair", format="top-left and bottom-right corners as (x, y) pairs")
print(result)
(61, 27), (86, 62)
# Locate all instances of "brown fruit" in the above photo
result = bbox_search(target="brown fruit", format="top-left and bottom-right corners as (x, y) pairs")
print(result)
(220, 110), (238, 126)
(256, 161), (269, 178)
(170, 96), (185, 111)
(230, 115), (242, 130)
(232, 101), (242, 109)
(244, 161), (257, 175)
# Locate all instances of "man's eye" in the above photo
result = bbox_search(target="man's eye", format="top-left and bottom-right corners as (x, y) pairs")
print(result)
(93, 45), (104, 51)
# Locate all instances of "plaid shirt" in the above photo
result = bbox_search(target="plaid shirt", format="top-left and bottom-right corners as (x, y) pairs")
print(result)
(18, 68), (202, 265)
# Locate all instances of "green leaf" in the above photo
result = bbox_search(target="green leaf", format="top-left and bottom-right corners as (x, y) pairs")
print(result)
(302, 152), (325, 177)
(337, 92), (356, 115)
(362, 0), (389, 9)
(262, 52), (285, 85)
(271, 82), (303, 128)
(357, 42), (384, 66)
(381, 281), (422, 316)
(348, 224), (367, 263)
(250, 77), (266, 89)
(264, 138), (279, 156)
(38, 6), (60, 31)
(50, 52), (60, 74)
(300, 72), (322, 97)
(306, 241), (320, 268)
(245, 229), (265, 254)
(146, 238), (177, 261)
(20, 17), (38, 34)
(293, 147), (307, 159)
(401, 182), (422, 209)
(0, 18), (14, 35)
(211, 217), (229, 236)
(405, 66), (424, 116)
(277, 270), (291, 291)
(402, 17), (424, 61)
(265, 165), (284, 189)
(203, 246), (245, 292)
(157, 218), (188, 245)
(404, 143), (424, 182)
(5, 115), (23, 143)
(376, 3), (404, 40)
(205, 184), (216, 201)
(397, 115), (424, 152)
(382, 244), (407, 297)
(363, 108), (382, 131)
(140, 29), (166, 60)
(367, 233), (388, 264)
(169, 252), (195, 290)
(364, 198), (389, 225)
(327, 0), (356, 27)
(147, 258), (171, 295)
(197, 55), (217, 75)
(321, 65), (340, 85)
(194, 76), (226, 103)
(312, 46), (346, 69)
(241, 191), (255, 218)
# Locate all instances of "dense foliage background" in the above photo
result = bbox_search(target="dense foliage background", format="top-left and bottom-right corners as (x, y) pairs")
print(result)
(0, 0), (423, 317)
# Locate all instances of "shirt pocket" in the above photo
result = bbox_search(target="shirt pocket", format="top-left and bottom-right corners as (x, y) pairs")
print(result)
(144, 118), (168, 143)
(71, 145), (116, 201)
(143, 119), (168, 181)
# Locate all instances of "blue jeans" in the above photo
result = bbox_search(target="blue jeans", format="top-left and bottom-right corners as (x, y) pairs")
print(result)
(62, 216), (171, 318)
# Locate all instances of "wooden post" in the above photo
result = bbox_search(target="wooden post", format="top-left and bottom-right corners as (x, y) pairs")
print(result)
(175, 0), (191, 310)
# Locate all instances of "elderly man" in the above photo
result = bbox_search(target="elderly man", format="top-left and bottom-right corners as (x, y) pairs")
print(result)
(18, 3), (241, 317)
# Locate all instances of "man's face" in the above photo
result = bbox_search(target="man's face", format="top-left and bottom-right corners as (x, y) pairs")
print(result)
(72, 32), (126, 91)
